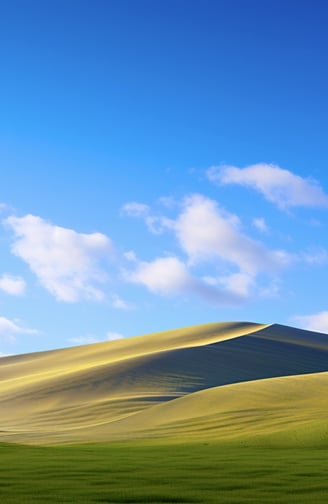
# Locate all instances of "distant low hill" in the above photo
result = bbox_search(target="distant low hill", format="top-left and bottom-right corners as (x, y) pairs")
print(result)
(0, 321), (327, 445)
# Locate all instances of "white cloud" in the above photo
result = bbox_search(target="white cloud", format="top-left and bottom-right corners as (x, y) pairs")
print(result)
(293, 311), (328, 334)
(121, 202), (150, 217)
(204, 272), (254, 298)
(68, 335), (100, 345)
(125, 256), (192, 295)
(5, 214), (112, 302)
(111, 294), (131, 310)
(0, 316), (37, 343)
(124, 250), (138, 262)
(124, 255), (244, 304)
(207, 164), (328, 209)
(0, 274), (26, 296)
(174, 194), (291, 274)
(252, 217), (269, 233)
(106, 331), (124, 341)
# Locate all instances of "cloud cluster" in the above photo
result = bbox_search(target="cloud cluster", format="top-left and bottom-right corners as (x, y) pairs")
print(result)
(123, 194), (292, 303)
(6, 215), (112, 302)
(124, 253), (245, 304)
(2, 162), (327, 340)
(207, 164), (328, 209)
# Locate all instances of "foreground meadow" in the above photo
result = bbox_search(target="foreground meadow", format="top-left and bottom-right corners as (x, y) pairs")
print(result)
(1, 441), (328, 503)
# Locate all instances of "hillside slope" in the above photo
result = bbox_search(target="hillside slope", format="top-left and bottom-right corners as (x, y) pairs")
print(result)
(98, 370), (328, 446)
(0, 321), (327, 444)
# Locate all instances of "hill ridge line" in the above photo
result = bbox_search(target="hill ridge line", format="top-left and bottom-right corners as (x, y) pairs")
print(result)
(0, 321), (269, 366)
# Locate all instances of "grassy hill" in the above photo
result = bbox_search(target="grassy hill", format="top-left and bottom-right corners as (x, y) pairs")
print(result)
(1, 321), (328, 503)
(1, 321), (327, 445)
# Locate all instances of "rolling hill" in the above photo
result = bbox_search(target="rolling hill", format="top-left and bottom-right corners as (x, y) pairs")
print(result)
(0, 321), (327, 445)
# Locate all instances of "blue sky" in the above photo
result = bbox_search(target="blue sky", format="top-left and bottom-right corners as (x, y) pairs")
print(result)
(1, 0), (328, 355)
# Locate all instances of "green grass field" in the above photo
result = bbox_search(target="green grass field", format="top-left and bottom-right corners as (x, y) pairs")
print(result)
(1, 441), (328, 503)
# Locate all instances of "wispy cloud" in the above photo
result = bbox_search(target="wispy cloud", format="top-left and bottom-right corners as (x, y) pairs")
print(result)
(292, 311), (328, 334)
(301, 248), (328, 265)
(110, 294), (132, 310)
(121, 201), (174, 234)
(207, 164), (328, 209)
(252, 217), (269, 233)
(106, 331), (124, 341)
(121, 202), (150, 218)
(157, 196), (176, 208)
(5, 214), (112, 302)
(0, 203), (16, 216)
(69, 331), (124, 345)
(0, 274), (26, 296)
(68, 335), (100, 345)
(0, 316), (38, 342)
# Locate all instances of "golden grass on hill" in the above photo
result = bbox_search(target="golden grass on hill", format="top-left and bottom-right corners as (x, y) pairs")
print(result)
(0, 321), (327, 445)
(104, 371), (328, 446)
